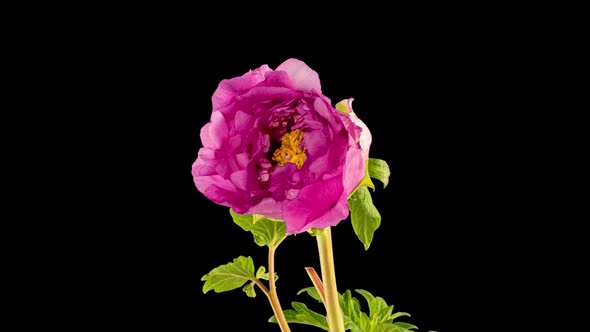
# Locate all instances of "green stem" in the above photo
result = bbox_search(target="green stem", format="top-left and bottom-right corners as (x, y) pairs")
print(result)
(316, 227), (345, 332)
(268, 240), (291, 332)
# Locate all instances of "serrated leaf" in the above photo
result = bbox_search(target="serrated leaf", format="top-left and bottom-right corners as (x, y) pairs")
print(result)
(353, 289), (417, 331)
(255, 266), (268, 279)
(255, 266), (278, 281)
(344, 317), (363, 332)
(297, 287), (323, 302)
(368, 158), (390, 188)
(201, 256), (255, 294)
(242, 281), (256, 298)
(382, 323), (405, 332)
(390, 311), (411, 321)
(230, 209), (286, 247)
(356, 289), (392, 324)
(392, 321), (418, 330)
(284, 287), (418, 331)
(348, 186), (381, 250)
(269, 302), (328, 330)
(356, 312), (373, 332)
(339, 289), (362, 323)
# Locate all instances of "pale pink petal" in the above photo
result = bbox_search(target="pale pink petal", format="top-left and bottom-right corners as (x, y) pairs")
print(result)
(200, 111), (228, 150)
(246, 197), (283, 220)
(191, 150), (217, 176)
(212, 65), (273, 110)
(303, 199), (349, 231)
(276, 58), (321, 93)
(234, 152), (250, 168)
(230, 169), (251, 191)
(342, 145), (365, 195)
(193, 174), (237, 204)
(237, 86), (300, 103)
(233, 111), (253, 133)
(283, 176), (347, 233)
(347, 99), (372, 154)
(301, 129), (329, 157)
(313, 98), (340, 124)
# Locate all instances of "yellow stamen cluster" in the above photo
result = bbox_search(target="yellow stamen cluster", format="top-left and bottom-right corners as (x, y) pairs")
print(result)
(272, 129), (306, 169)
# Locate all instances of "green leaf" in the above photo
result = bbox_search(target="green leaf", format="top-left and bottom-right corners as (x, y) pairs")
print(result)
(255, 265), (278, 281)
(255, 266), (268, 279)
(390, 311), (411, 321)
(201, 256), (255, 294)
(339, 289), (362, 324)
(381, 323), (405, 332)
(353, 289), (417, 331)
(349, 158), (378, 197)
(356, 289), (394, 324)
(269, 302), (328, 330)
(230, 209), (286, 247)
(285, 287), (417, 331)
(242, 281), (256, 298)
(297, 287), (323, 302)
(348, 186), (381, 250)
(358, 159), (376, 191)
(368, 158), (390, 188)
(392, 321), (418, 331)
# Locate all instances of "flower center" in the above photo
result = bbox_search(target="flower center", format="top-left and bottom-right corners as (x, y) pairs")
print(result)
(271, 129), (306, 169)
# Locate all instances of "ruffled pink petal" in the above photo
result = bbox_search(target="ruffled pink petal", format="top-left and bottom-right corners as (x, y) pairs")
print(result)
(342, 145), (365, 195)
(233, 111), (253, 133)
(301, 129), (329, 157)
(191, 149), (217, 176)
(200, 111), (228, 150)
(303, 198), (349, 232)
(193, 174), (237, 204)
(347, 99), (372, 154)
(276, 58), (321, 93)
(246, 197), (283, 220)
(237, 86), (300, 104)
(337, 98), (372, 194)
(234, 152), (250, 168)
(312, 97), (336, 122)
(282, 176), (348, 234)
(212, 64), (273, 110)
(230, 169), (251, 191)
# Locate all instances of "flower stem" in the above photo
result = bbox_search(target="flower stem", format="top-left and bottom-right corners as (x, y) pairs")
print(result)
(316, 227), (345, 332)
(268, 240), (291, 332)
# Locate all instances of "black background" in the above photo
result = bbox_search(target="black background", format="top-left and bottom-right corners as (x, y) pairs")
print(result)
(49, 10), (531, 332)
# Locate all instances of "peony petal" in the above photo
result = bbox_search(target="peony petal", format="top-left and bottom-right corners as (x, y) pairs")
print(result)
(237, 86), (300, 104)
(234, 152), (250, 168)
(191, 150), (217, 176)
(276, 58), (322, 93)
(200, 111), (228, 150)
(313, 98), (340, 125)
(230, 169), (251, 191)
(304, 198), (349, 231)
(246, 197), (283, 220)
(342, 145), (365, 195)
(282, 176), (347, 233)
(212, 64), (273, 110)
(233, 111), (253, 133)
(301, 129), (329, 158)
(193, 174), (237, 203)
(307, 130), (348, 179)
(347, 99), (372, 154)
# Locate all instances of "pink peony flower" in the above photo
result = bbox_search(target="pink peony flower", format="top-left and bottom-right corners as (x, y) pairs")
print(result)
(192, 59), (371, 234)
